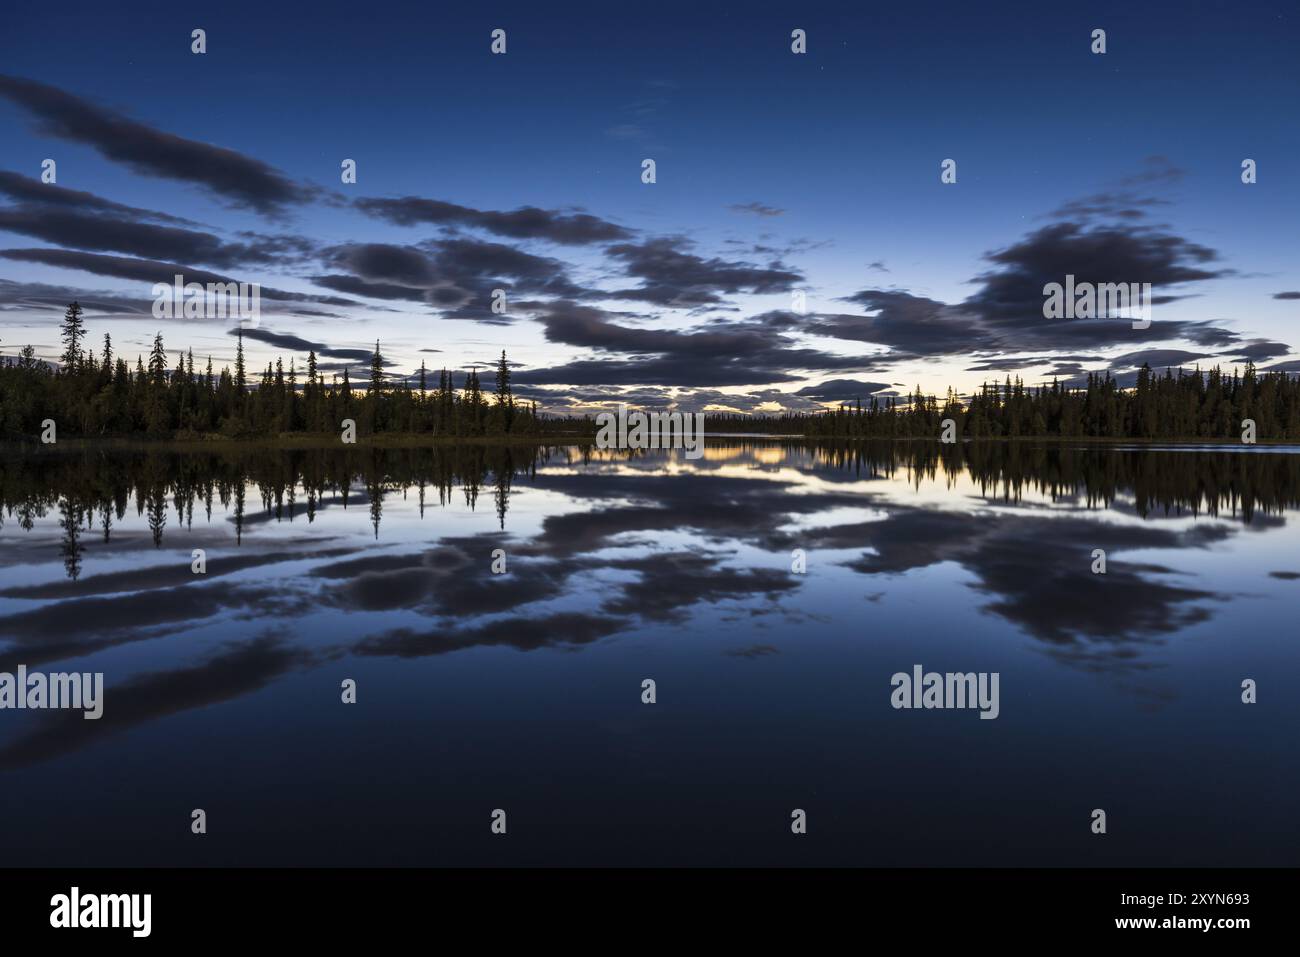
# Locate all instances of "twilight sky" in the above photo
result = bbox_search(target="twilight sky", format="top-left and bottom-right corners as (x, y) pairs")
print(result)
(1, 0), (1298, 413)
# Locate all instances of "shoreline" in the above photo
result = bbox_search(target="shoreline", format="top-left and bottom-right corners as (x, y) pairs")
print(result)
(0, 433), (1295, 451)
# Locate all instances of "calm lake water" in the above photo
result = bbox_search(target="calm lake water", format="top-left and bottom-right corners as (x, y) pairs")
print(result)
(1, 440), (1296, 866)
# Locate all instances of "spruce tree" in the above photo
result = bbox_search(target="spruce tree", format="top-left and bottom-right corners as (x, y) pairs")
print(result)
(60, 301), (85, 371)
(494, 349), (513, 432)
(369, 341), (384, 395)
(235, 329), (247, 403)
(148, 333), (167, 386)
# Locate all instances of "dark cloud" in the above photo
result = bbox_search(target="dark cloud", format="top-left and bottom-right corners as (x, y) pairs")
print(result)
(1273, 291), (1300, 300)
(728, 202), (784, 217)
(329, 243), (436, 286)
(1047, 159), (1185, 222)
(514, 302), (871, 387)
(424, 237), (587, 300)
(355, 196), (632, 244)
(0, 74), (313, 214)
(232, 327), (376, 362)
(724, 237), (831, 259)
(1217, 339), (1291, 362)
(605, 236), (802, 306)
(0, 278), (153, 316)
(795, 379), (894, 401)
(1049, 192), (1171, 221)
(811, 219), (1239, 363)
(810, 290), (988, 356)
(1106, 349), (1210, 371)
(964, 354), (1095, 372)
(970, 221), (1227, 324)
(0, 205), (306, 268)
(310, 274), (433, 303)
(0, 170), (194, 224)
(320, 239), (587, 317)
(0, 248), (357, 308)
(1120, 155), (1188, 187)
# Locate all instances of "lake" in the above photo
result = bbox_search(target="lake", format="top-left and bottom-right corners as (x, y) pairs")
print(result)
(0, 440), (1296, 866)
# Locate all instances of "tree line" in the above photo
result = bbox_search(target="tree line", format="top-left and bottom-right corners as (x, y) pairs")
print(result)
(0, 302), (576, 439)
(3, 302), (1299, 442)
(717, 366), (1300, 441)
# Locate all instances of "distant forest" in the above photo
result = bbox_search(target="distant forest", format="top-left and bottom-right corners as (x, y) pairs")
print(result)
(720, 366), (1300, 441)
(0, 303), (581, 439)
(1, 302), (1298, 442)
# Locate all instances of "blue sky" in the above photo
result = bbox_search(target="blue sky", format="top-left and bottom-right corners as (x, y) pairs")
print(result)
(1, 0), (1298, 412)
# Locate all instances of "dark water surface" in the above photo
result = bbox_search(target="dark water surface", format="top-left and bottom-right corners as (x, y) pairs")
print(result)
(1, 441), (1296, 866)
